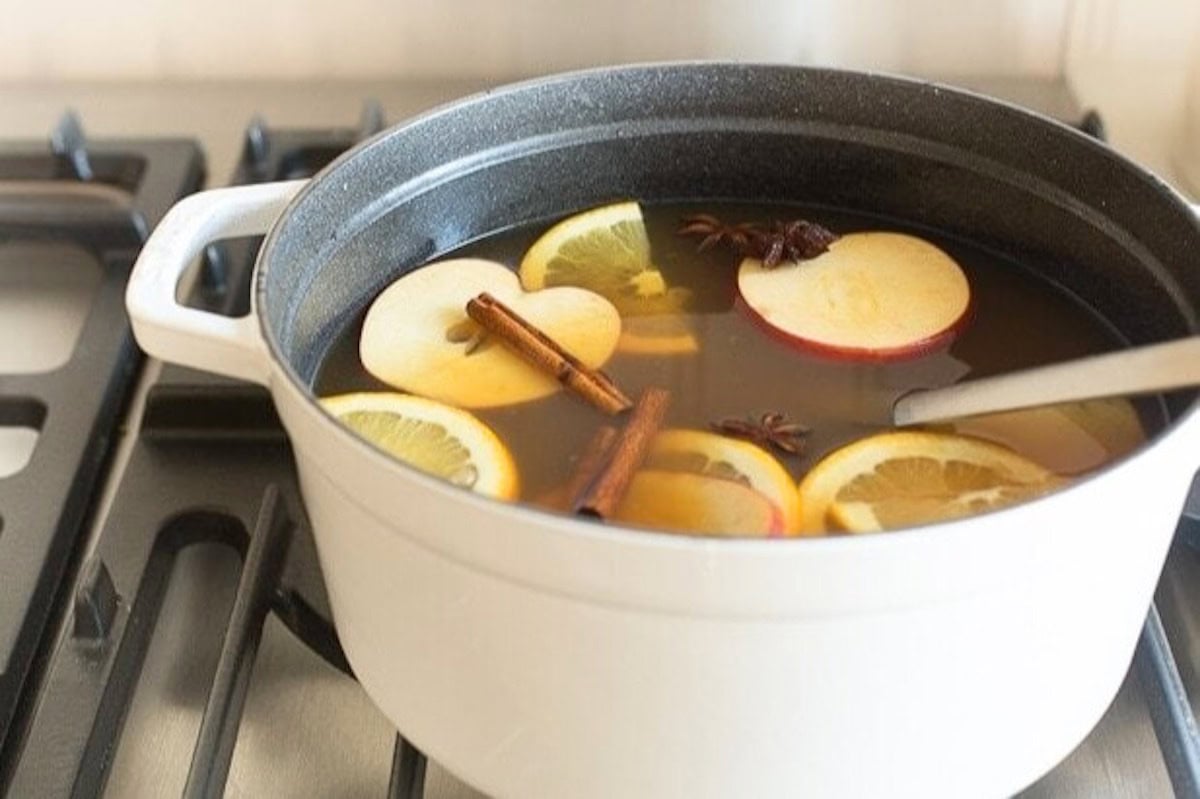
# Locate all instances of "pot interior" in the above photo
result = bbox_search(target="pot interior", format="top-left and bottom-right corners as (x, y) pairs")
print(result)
(257, 64), (1200, 420)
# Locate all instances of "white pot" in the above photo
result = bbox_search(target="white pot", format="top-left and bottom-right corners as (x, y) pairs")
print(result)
(123, 176), (1200, 799)
(123, 60), (1200, 796)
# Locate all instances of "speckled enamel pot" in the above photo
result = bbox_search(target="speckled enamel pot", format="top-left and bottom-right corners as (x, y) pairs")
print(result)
(127, 64), (1200, 798)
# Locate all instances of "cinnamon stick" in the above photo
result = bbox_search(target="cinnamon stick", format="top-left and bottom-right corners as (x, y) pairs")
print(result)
(575, 387), (671, 519)
(535, 424), (619, 511)
(466, 292), (633, 415)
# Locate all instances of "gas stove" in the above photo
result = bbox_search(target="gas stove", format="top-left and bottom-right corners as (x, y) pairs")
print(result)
(0, 80), (1196, 798)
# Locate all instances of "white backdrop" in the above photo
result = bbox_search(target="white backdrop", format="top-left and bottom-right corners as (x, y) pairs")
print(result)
(0, 1), (1194, 81)
(0, 0), (1079, 81)
(2, 0), (1198, 189)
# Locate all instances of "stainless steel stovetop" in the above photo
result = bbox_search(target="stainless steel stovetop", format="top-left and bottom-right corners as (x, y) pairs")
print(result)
(0, 76), (1197, 799)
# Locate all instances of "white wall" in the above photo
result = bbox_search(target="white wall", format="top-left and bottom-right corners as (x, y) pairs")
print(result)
(1065, 0), (1200, 71)
(4, 0), (1198, 83)
(805, 0), (1069, 76)
(0, 0), (1076, 81)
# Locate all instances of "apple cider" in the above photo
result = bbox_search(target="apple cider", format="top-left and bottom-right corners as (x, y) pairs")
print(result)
(314, 201), (1158, 537)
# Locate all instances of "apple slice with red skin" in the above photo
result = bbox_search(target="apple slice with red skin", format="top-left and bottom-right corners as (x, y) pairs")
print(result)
(612, 469), (786, 538)
(736, 231), (972, 361)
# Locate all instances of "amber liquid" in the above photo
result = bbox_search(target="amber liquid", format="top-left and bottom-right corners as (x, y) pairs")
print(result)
(315, 202), (1158, 504)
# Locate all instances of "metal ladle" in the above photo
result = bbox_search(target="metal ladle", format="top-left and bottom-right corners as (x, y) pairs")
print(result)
(893, 337), (1200, 426)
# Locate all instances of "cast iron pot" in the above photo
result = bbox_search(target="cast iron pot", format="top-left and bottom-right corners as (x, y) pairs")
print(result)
(126, 64), (1200, 798)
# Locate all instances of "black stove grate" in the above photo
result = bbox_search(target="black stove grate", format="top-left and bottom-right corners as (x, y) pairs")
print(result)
(1, 108), (394, 798)
(1145, 472), (1200, 798)
(0, 114), (203, 776)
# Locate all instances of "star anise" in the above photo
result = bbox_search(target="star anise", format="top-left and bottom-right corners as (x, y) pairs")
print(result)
(747, 219), (839, 268)
(677, 213), (839, 269)
(711, 411), (810, 456)
(677, 214), (763, 252)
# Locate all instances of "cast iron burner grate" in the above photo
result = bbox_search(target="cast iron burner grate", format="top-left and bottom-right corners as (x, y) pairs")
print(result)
(3, 104), (1200, 799)
(0, 113), (203, 774)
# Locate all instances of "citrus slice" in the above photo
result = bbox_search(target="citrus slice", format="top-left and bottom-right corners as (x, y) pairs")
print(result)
(321, 392), (519, 500)
(360, 259), (620, 409)
(616, 313), (699, 356)
(519, 201), (673, 315)
(796, 431), (1058, 534)
(737, 232), (971, 360)
(643, 428), (801, 533)
(613, 470), (784, 537)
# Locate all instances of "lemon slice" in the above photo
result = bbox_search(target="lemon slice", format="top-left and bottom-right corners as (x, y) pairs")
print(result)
(643, 428), (801, 533)
(796, 431), (1058, 534)
(321, 392), (519, 500)
(519, 201), (674, 315)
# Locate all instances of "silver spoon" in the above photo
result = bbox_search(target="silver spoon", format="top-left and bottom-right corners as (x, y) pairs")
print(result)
(892, 336), (1200, 426)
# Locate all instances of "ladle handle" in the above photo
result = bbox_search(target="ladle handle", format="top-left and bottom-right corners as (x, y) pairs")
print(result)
(893, 336), (1200, 426)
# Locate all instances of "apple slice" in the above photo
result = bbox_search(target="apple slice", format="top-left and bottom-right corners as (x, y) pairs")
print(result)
(642, 428), (801, 534)
(612, 469), (785, 538)
(360, 258), (621, 409)
(947, 398), (1144, 476)
(737, 231), (971, 360)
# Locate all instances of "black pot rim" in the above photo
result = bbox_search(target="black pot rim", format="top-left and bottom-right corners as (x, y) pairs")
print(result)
(249, 61), (1200, 544)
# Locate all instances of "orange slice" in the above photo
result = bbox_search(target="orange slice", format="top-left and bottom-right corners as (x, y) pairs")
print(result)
(796, 431), (1058, 534)
(613, 470), (784, 537)
(643, 428), (801, 533)
(616, 307), (699, 356)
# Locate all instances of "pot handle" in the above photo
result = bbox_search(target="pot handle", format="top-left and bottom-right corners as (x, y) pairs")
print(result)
(126, 180), (307, 386)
